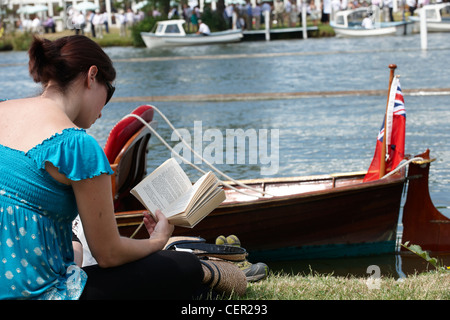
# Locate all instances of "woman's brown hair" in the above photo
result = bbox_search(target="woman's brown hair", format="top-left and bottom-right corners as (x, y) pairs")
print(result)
(28, 35), (116, 90)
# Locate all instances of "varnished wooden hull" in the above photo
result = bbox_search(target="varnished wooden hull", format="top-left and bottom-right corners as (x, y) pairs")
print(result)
(116, 171), (406, 261)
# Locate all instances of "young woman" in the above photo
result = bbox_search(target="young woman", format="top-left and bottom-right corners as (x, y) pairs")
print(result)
(0, 35), (204, 299)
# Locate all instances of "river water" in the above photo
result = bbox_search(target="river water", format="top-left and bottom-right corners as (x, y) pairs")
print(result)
(1, 32), (449, 277)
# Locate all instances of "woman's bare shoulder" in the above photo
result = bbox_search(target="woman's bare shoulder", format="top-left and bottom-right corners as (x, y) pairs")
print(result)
(0, 97), (77, 152)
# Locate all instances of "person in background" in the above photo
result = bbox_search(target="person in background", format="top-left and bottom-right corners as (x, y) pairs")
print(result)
(361, 12), (374, 28)
(92, 10), (103, 38)
(126, 8), (135, 28)
(31, 15), (41, 33)
(74, 11), (86, 35)
(88, 10), (96, 37)
(309, 1), (320, 26)
(103, 11), (109, 33)
(289, 0), (298, 27)
(383, 0), (394, 21)
(274, 0), (285, 27)
(116, 9), (127, 36)
(252, 2), (262, 29)
(191, 6), (200, 31)
(244, 0), (253, 30)
(182, 4), (192, 32)
(321, 0), (331, 24)
(43, 16), (55, 33)
(261, 1), (272, 28)
(197, 19), (211, 35)
(407, 0), (417, 16)
(168, 6), (179, 19)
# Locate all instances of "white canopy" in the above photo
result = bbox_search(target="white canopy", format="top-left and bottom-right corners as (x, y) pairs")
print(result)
(73, 1), (99, 11)
(17, 4), (48, 14)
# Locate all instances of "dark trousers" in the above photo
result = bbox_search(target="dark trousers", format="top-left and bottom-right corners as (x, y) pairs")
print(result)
(79, 250), (205, 300)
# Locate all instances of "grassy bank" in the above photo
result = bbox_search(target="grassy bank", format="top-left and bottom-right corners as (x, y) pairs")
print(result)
(0, 28), (134, 51)
(0, 23), (334, 51)
(238, 269), (450, 300)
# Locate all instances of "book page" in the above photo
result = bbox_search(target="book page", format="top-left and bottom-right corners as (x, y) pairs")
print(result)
(183, 173), (216, 214)
(170, 188), (226, 228)
(187, 183), (220, 217)
(131, 158), (192, 215)
(164, 172), (210, 217)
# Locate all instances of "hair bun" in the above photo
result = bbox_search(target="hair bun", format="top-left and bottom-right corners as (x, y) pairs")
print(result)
(27, 35), (115, 90)
(28, 36), (57, 84)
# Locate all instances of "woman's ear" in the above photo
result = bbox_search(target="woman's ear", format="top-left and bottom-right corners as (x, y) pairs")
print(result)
(87, 65), (98, 88)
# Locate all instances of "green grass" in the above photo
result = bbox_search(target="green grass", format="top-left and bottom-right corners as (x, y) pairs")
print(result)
(0, 28), (134, 51)
(236, 269), (450, 300)
(42, 28), (134, 47)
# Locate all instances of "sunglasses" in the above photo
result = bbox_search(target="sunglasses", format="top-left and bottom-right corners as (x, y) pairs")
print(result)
(105, 82), (115, 106)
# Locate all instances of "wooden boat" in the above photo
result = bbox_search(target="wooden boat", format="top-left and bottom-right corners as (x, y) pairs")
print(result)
(410, 3), (450, 32)
(116, 168), (407, 261)
(331, 8), (411, 37)
(140, 19), (243, 49)
(110, 70), (449, 262)
(115, 149), (450, 262)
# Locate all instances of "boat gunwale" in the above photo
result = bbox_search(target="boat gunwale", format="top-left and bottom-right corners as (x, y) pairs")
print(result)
(114, 170), (406, 220)
(219, 172), (405, 207)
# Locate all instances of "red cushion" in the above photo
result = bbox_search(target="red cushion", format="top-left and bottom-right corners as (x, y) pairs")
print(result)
(104, 105), (154, 163)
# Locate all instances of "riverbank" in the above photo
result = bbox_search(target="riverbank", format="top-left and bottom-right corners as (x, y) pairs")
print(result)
(0, 23), (335, 51)
(0, 28), (134, 51)
(239, 269), (450, 300)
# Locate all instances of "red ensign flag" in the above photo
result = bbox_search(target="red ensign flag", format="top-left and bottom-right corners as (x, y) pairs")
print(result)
(364, 77), (406, 182)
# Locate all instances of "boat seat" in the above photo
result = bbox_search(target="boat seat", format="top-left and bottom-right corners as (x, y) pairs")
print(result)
(104, 105), (156, 212)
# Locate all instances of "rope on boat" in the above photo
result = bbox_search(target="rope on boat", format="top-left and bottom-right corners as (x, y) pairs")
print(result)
(381, 157), (424, 179)
(122, 108), (274, 199)
(123, 107), (426, 198)
(121, 108), (424, 239)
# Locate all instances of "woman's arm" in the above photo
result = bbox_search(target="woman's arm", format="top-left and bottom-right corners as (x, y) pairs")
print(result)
(73, 240), (84, 267)
(71, 173), (173, 268)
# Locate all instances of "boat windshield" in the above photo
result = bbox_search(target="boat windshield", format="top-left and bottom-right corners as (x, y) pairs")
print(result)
(347, 10), (367, 27)
(165, 24), (181, 34)
(440, 5), (450, 21)
(156, 24), (165, 33)
(336, 15), (345, 25)
(425, 8), (439, 20)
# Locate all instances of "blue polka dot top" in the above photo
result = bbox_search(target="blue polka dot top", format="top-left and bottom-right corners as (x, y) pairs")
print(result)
(0, 128), (113, 299)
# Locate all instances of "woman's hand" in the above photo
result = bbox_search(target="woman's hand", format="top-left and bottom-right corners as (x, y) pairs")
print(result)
(143, 210), (174, 249)
(74, 174), (174, 267)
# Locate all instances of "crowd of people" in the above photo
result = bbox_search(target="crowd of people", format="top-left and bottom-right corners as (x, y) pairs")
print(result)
(213, 0), (431, 30)
(12, 6), (147, 37)
(218, 0), (320, 30)
(68, 7), (146, 38)
(16, 16), (55, 33)
(166, 0), (321, 31)
(8, 0), (437, 38)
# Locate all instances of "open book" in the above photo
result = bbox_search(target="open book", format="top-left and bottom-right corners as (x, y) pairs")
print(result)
(130, 158), (226, 228)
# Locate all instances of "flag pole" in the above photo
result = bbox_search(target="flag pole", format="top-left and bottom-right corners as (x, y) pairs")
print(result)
(380, 64), (397, 178)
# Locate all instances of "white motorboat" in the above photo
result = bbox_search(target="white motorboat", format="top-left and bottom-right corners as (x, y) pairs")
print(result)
(410, 3), (450, 32)
(331, 7), (411, 37)
(140, 19), (243, 49)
